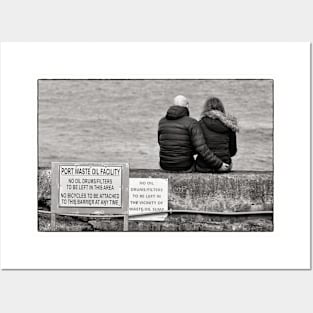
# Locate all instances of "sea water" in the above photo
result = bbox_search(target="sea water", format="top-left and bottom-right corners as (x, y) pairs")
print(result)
(38, 80), (273, 171)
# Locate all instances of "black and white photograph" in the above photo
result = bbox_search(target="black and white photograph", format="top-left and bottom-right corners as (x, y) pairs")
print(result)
(1, 3), (312, 312)
(1, 42), (310, 270)
(38, 79), (273, 232)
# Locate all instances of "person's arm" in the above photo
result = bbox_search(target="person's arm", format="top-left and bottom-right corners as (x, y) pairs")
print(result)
(189, 121), (224, 169)
(229, 131), (237, 157)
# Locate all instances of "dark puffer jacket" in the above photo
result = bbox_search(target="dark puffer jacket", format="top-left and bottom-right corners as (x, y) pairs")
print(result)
(158, 106), (223, 171)
(196, 116), (237, 171)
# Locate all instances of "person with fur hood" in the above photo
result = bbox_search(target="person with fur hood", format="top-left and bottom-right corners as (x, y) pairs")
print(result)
(195, 97), (239, 172)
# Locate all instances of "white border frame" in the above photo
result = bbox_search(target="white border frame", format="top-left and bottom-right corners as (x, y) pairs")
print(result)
(0, 42), (311, 269)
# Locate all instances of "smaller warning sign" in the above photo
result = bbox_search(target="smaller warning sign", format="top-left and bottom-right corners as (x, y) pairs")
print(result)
(129, 178), (168, 221)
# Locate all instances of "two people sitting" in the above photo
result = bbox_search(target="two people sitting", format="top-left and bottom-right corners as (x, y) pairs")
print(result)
(158, 95), (238, 173)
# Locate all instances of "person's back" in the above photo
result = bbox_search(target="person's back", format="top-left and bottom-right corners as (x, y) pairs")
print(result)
(158, 105), (196, 171)
(196, 97), (238, 172)
(158, 95), (227, 172)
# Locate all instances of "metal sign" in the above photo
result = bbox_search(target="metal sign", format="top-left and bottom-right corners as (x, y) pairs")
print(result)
(51, 162), (129, 230)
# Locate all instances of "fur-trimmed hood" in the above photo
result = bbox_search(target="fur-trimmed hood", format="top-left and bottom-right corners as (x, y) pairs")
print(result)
(201, 110), (239, 132)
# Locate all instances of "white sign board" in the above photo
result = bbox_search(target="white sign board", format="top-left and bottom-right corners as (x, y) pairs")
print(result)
(59, 165), (122, 208)
(51, 162), (129, 216)
(129, 178), (168, 221)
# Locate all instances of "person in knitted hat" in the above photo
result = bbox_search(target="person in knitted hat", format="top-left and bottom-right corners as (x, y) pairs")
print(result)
(158, 95), (230, 172)
(196, 97), (238, 172)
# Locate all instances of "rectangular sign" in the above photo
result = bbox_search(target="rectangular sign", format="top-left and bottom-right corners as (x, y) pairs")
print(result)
(59, 165), (122, 208)
(51, 162), (129, 215)
(129, 178), (168, 221)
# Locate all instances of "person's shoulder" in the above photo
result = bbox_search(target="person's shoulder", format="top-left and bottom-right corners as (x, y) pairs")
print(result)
(189, 117), (201, 130)
(182, 116), (200, 132)
(158, 116), (167, 124)
(203, 116), (228, 132)
(183, 116), (198, 124)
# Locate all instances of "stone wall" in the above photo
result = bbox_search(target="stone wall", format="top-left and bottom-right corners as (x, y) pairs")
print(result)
(38, 168), (273, 231)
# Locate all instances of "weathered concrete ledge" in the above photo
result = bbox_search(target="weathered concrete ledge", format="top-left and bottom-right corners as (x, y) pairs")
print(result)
(38, 168), (273, 231)
(38, 168), (273, 212)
